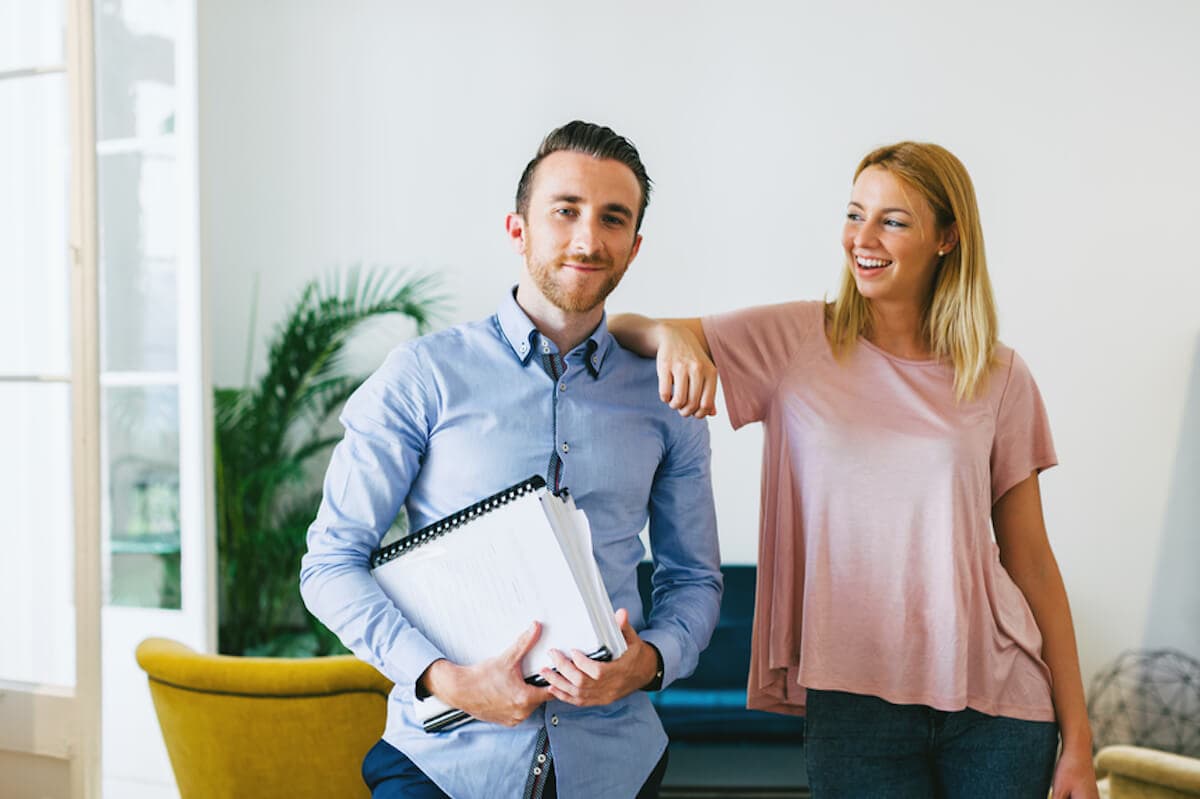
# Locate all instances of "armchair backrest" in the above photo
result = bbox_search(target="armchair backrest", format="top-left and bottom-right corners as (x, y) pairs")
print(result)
(1096, 745), (1200, 798)
(135, 637), (392, 799)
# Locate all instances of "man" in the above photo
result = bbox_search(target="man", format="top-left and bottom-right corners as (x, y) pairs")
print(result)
(300, 120), (722, 799)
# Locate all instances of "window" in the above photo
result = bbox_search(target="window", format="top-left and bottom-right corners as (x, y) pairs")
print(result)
(0, 0), (76, 689)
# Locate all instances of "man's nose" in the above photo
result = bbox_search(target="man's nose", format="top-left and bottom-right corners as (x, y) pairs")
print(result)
(570, 216), (603, 255)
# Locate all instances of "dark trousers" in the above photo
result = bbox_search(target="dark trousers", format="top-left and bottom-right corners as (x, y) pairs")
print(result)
(363, 738), (670, 798)
(804, 688), (1060, 799)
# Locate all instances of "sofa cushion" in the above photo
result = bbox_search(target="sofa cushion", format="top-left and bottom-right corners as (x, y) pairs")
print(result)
(637, 562), (805, 742)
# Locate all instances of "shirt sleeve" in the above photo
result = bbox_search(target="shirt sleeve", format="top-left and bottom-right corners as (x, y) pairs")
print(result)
(990, 349), (1058, 503)
(701, 301), (815, 429)
(298, 344), (446, 690)
(638, 415), (723, 689)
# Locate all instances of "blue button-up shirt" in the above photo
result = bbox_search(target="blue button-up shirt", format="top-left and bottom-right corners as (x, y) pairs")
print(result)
(300, 289), (722, 799)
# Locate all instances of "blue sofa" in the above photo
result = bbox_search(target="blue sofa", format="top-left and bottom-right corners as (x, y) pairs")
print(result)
(636, 562), (806, 743)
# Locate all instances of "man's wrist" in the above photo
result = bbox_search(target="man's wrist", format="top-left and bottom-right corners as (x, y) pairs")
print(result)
(418, 658), (455, 701)
(640, 643), (664, 692)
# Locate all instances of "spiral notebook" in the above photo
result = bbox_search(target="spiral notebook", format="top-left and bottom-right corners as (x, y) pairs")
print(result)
(370, 475), (626, 732)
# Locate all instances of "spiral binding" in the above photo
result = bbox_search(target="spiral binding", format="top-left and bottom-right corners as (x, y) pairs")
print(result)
(369, 475), (547, 569)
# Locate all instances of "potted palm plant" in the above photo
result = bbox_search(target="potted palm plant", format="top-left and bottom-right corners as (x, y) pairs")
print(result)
(215, 266), (445, 655)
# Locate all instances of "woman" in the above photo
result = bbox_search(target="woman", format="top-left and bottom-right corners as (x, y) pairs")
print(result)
(610, 142), (1098, 798)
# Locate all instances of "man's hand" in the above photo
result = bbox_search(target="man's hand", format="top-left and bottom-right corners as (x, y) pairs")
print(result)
(420, 622), (551, 727)
(539, 608), (658, 707)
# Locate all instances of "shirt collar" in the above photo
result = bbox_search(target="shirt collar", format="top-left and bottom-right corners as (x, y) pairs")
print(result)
(495, 286), (613, 377)
(496, 287), (539, 365)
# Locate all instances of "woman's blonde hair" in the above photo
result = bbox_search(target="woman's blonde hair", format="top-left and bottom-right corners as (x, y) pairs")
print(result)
(828, 141), (998, 401)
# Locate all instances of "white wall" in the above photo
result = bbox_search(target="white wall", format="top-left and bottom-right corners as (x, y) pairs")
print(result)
(198, 0), (1200, 685)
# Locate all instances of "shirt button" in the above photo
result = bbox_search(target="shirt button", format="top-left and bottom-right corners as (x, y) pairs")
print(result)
(558, 383), (566, 391)
(551, 715), (559, 726)
(533, 767), (542, 776)
(560, 442), (569, 454)
(537, 754), (547, 764)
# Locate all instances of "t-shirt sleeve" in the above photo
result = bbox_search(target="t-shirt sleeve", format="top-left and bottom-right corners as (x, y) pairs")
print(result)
(701, 301), (814, 429)
(990, 350), (1058, 503)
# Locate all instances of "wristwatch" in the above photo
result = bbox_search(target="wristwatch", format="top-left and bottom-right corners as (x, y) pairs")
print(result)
(642, 643), (665, 692)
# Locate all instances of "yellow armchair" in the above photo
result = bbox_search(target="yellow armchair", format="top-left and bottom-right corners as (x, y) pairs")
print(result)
(1096, 745), (1200, 799)
(135, 637), (393, 799)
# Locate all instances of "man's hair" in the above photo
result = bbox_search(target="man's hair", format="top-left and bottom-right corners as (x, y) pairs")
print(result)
(515, 120), (653, 231)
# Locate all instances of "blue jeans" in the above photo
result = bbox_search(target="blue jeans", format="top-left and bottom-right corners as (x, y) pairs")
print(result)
(362, 739), (447, 799)
(362, 738), (670, 798)
(804, 688), (1059, 798)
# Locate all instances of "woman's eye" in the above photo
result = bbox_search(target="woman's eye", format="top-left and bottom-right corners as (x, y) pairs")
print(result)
(884, 218), (908, 228)
(845, 212), (863, 222)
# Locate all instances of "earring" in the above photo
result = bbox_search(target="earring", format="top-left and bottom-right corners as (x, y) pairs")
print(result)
(937, 250), (945, 257)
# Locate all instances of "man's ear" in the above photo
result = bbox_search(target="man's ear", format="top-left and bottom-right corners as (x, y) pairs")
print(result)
(627, 232), (644, 266)
(505, 213), (527, 255)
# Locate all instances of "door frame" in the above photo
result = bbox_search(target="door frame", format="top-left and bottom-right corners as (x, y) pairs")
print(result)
(68, 0), (102, 794)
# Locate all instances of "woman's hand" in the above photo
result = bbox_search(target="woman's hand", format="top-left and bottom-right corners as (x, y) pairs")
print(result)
(609, 314), (718, 417)
(1051, 744), (1101, 798)
(655, 321), (718, 418)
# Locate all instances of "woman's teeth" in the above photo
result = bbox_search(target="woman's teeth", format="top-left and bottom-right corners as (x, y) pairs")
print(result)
(856, 256), (892, 270)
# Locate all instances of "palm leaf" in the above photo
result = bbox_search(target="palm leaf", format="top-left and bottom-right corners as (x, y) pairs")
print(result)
(215, 265), (445, 654)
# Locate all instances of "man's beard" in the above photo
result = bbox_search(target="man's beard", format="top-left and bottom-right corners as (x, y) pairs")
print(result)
(527, 253), (627, 314)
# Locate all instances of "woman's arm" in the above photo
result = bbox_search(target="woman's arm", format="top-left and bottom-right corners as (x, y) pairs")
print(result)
(608, 314), (718, 417)
(993, 473), (1099, 799)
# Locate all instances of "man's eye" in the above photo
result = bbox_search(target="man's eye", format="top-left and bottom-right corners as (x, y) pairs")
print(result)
(603, 215), (626, 226)
(555, 208), (577, 217)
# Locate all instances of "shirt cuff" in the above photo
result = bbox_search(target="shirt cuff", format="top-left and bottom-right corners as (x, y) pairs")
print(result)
(638, 628), (684, 690)
(382, 627), (446, 693)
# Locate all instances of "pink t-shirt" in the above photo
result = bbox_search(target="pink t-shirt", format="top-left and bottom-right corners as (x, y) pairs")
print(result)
(703, 300), (1057, 722)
